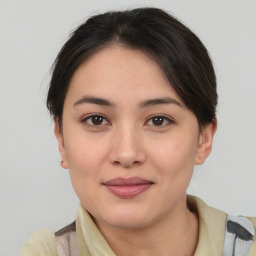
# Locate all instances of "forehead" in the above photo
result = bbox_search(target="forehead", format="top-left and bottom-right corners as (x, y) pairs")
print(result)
(67, 45), (182, 105)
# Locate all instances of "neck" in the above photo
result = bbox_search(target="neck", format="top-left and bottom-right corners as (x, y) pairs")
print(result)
(94, 196), (199, 256)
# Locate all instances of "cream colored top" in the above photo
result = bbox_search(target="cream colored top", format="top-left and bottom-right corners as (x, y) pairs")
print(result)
(20, 196), (256, 256)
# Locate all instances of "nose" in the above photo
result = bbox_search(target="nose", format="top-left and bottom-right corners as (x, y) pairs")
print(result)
(109, 125), (146, 168)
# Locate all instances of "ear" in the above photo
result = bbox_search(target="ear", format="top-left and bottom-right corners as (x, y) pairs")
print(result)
(54, 118), (69, 169)
(195, 120), (217, 165)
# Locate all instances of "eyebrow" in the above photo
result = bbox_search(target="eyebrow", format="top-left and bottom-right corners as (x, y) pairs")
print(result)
(139, 97), (182, 108)
(73, 96), (115, 107)
(73, 96), (182, 108)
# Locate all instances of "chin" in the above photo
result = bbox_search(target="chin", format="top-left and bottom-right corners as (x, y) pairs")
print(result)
(105, 215), (153, 230)
(92, 204), (154, 230)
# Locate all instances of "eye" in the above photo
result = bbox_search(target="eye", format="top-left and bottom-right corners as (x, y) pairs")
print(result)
(146, 115), (173, 127)
(82, 114), (110, 126)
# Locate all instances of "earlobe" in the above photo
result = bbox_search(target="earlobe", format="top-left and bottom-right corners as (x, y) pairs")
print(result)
(195, 120), (217, 165)
(54, 118), (69, 169)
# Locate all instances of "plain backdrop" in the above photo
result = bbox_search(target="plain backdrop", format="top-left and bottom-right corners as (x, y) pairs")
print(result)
(0, 0), (255, 255)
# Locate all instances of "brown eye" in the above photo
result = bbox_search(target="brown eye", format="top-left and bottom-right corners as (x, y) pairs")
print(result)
(91, 115), (104, 125)
(152, 117), (165, 126)
(147, 115), (173, 127)
(82, 114), (109, 126)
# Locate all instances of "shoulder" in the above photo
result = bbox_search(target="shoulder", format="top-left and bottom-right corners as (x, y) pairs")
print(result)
(19, 228), (57, 256)
(188, 196), (256, 255)
(247, 217), (256, 255)
(248, 216), (256, 228)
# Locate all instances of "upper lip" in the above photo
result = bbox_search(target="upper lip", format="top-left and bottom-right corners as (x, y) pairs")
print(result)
(103, 177), (153, 186)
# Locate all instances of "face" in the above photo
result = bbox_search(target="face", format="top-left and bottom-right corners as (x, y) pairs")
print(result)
(56, 45), (215, 230)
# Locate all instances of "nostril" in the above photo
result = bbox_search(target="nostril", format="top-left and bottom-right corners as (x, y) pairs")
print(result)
(112, 160), (141, 168)
(113, 161), (121, 166)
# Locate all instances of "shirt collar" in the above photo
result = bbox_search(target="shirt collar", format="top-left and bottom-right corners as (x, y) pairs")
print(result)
(188, 196), (226, 256)
(76, 196), (227, 256)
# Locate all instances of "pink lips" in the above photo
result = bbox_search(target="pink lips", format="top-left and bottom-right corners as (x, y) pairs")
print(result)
(103, 177), (153, 199)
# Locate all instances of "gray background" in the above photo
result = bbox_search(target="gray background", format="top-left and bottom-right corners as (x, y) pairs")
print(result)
(0, 0), (255, 255)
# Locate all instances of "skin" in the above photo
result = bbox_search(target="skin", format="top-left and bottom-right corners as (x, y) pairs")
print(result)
(55, 45), (216, 256)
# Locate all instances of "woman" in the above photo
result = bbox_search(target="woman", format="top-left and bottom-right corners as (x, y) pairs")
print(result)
(20, 7), (256, 256)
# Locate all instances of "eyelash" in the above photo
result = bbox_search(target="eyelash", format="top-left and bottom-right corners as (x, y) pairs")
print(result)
(81, 114), (174, 128)
(81, 113), (111, 127)
(146, 115), (174, 127)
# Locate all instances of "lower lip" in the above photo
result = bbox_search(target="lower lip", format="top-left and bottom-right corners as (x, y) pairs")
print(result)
(104, 184), (152, 199)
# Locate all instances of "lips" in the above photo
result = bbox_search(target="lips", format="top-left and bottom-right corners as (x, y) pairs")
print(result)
(103, 177), (153, 198)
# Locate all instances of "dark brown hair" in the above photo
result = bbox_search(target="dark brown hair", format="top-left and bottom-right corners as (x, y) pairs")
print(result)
(47, 7), (217, 129)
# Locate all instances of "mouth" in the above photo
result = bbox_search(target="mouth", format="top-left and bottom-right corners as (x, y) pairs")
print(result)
(103, 177), (154, 199)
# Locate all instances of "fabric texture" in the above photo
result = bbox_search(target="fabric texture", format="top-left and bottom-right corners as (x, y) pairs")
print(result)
(55, 222), (79, 256)
(19, 196), (256, 256)
(222, 215), (255, 256)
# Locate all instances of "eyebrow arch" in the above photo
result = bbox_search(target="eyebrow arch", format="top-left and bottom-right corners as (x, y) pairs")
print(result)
(73, 96), (115, 107)
(139, 97), (182, 108)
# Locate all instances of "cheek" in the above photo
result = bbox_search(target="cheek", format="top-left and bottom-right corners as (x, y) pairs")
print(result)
(153, 134), (197, 162)
(65, 131), (108, 167)
(148, 133), (198, 181)
(65, 138), (107, 207)
(64, 135), (108, 189)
